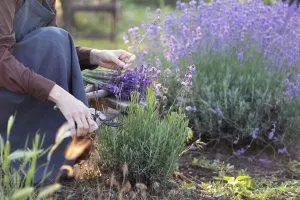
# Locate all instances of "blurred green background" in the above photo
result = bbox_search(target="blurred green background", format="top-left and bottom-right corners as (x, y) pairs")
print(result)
(56, 0), (178, 50)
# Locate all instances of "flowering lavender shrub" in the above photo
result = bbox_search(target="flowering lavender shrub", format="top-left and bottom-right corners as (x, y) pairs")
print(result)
(191, 50), (291, 146)
(136, 0), (299, 66)
(123, 0), (300, 151)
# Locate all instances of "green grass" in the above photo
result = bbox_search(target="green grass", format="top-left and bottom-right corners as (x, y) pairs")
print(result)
(0, 116), (62, 199)
(75, 38), (126, 50)
(182, 157), (300, 200)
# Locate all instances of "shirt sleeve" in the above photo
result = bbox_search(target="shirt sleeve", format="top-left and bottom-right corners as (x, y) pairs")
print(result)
(48, 0), (98, 70)
(0, 0), (55, 101)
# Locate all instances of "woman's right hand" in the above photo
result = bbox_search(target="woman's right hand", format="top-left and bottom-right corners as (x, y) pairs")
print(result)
(48, 84), (97, 136)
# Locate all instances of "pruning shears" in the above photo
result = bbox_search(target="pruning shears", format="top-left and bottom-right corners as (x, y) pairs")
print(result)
(89, 108), (125, 127)
(54, 106), (125, 129)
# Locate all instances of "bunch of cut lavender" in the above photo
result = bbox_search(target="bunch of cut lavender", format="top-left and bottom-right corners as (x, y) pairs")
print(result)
(83, 66), (160, 100)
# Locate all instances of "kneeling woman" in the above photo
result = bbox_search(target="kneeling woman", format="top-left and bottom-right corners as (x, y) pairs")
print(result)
(0, 0), (135, 183)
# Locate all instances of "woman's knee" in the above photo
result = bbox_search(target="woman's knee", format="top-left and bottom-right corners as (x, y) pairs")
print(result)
(13, 26), (73, 79)
(34, 27), (70, 44)
(14, 26), (72, 60)
(16, 27), (71, 49)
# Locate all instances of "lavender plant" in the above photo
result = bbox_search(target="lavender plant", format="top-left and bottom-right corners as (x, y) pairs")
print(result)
(98, 89), (189, 184)
(123, 0), (300, 153)
(190, 49), (293, 152)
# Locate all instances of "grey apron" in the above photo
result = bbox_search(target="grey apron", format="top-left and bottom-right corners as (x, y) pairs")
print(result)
(0, 0), (88, 183)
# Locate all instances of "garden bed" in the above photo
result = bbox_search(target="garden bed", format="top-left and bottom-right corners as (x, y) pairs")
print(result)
(53, 144), (300, 200)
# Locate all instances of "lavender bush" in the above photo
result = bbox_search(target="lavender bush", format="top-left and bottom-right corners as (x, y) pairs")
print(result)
(98, 89), (189, 184)
(126, 0), (300, 68)
(123, 0), (300, 152)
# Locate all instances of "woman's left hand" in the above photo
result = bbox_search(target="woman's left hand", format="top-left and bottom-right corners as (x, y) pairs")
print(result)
(90, 49), (136, 71)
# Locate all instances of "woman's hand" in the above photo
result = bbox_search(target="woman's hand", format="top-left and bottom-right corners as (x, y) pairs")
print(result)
(90, 49), (136, 71)
(48, 84), (97, 136)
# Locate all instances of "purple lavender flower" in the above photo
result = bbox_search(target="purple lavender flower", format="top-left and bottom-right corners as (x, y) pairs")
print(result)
(181, 65), (197, 90)
(185, 106), (197, 112)
(176, 96), (183, 106)
(259, 158), (272, 165)
(234, 147), (245, 156)
(251, 128), (260, 139)
(267, 123), (276, 140)
(211, 107), (223, 115)
(278, 146), (288, 154)
(188, 65), (196, 72)
(237, 52), (244, 62)
(164, 13), (174, 33)
(190, 143), (198, 151)
(194, 26), (203, 42)
(284, 75), (300, 97)
(268, 129), (275, 140)
(155, 83), (162, 94)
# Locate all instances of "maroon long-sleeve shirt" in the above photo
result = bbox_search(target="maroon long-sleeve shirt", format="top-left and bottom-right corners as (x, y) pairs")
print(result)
(0, 0), (95, 101)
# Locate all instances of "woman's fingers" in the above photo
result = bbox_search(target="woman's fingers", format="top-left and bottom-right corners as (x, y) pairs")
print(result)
(127, 54), (136, 64)
(118, 52), (136, 70)
(81, 115), (90, 132)
(85, 111), (98, 132)
(64, 110), (97, 137)
(119, 51), (136, 63)
(112, 56), (126, 69)
(67, 117), (76, 134)
(73, 114), (88, 136)
(87, 116), (98, 132)
(73, 115), (83, 135)
(93, 50), (136, 71)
